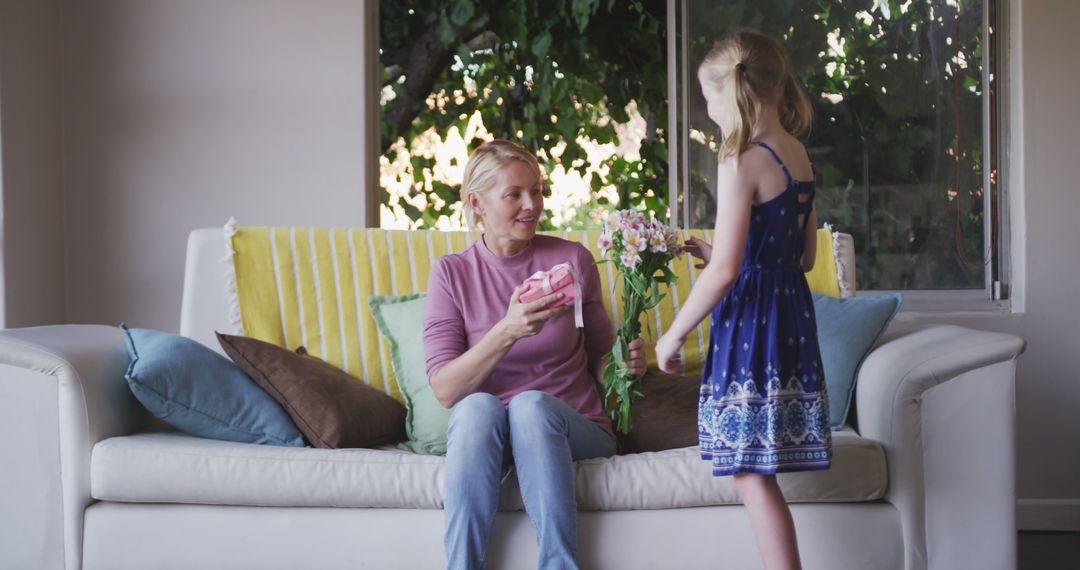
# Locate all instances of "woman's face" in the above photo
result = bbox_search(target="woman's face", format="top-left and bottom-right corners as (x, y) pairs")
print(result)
(473, 159), (543, 247)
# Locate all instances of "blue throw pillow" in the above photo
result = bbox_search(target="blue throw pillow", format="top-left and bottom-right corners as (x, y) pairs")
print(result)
(120, 325), (304, 446)
(812, 293), (902, 428)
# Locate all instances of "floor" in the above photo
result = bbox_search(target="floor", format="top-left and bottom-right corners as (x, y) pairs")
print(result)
(1018, 532), (1080, 569)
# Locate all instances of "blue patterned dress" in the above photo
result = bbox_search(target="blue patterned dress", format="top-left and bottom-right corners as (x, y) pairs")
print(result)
(699, 141), (832, 476)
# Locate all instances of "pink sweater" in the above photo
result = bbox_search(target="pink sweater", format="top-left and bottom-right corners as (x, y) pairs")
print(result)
(423, 235), (615, 436)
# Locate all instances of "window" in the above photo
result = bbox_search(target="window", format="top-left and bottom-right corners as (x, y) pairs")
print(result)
(377, 1), (1008, 301)
(671, 0), (1006, 297)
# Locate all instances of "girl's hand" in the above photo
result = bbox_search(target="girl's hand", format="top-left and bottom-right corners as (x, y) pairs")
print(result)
(498, 285), (571, 341)
(655, 333), (684, 374)
(625, 337), (646, 376)
(682, 236), (713, 269)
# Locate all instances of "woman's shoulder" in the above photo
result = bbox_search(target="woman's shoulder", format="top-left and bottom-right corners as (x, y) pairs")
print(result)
(429, 243), (478, 280)
(533, 233), (586, 251)
(534, 234), (593, 260)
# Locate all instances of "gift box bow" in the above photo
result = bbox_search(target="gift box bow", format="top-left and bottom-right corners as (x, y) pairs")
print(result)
(518, 262), (584, 328)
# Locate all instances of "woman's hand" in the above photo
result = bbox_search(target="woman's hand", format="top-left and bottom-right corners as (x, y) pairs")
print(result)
(625, 337), (646, 376)
(654, 333), (684, 374)
(682, 236), (713, 270)
(498, 285), (572, 341)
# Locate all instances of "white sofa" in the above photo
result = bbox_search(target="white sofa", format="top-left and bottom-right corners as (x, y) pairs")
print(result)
(0, 229), (1026, 570)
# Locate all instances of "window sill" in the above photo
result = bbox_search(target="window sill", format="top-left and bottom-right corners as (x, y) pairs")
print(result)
(858, 290), (1013, 315)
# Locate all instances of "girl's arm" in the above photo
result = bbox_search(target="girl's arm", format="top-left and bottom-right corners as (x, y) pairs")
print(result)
(656, 156), (754, 371)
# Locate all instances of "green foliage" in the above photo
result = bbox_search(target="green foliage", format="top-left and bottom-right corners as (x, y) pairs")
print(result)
(380, 0), (668, 228)
(383, 0), (992, 290)
(683, 0), (989, 290)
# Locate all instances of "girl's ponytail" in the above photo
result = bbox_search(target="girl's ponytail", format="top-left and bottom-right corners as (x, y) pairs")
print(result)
(699, 30), (814, 160)
(724, 62), (760, 161)
(779, 71), (813, 137)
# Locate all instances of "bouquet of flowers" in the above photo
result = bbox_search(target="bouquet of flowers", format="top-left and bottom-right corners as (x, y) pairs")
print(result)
(597, 209), (681, 434)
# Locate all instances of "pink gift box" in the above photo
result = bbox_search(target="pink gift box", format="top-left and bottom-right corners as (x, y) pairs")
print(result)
(518, 264), (576, 307)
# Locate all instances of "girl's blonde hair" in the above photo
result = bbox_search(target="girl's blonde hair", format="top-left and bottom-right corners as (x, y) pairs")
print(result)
(698, 29), (813, 159)
(460, 139), (544, 230)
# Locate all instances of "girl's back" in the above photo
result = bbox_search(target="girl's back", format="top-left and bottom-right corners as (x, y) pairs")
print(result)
(747, 134), (813, 205)
(733, 136), (817, 275)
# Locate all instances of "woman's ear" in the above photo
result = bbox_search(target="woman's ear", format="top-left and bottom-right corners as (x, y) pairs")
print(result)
(469, 192), (484, 217)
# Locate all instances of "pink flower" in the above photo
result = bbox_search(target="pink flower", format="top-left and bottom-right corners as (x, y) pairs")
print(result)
(666, 232), (680, 252)
(621, 250), (642, 269)
(615, 210), (646, 234)
(597, 234), (613, 256)
(648, 231), (668, 253)
(623, 230), (648, 253)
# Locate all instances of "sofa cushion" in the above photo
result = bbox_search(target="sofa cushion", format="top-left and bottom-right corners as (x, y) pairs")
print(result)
(616, 372), (699, 454)
(120, 325), (304, 447)
(91, 428), (886, 510)
(217, 332), (407, 449)
(368, 293), (453, 455)
(813, 293), (903, 428)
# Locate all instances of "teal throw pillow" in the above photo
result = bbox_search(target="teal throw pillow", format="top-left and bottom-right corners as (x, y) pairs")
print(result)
(812, 293), (902, 428)
(369, 294), (453, 455)
(120, 325), (304, 446)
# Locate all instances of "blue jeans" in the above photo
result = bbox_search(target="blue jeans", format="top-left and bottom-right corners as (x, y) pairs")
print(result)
(443, 390), (616, 570)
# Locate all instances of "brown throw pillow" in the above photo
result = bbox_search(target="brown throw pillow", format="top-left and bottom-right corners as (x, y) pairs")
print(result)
(616, 372), (700, 454)
(217, 333), (406, 449)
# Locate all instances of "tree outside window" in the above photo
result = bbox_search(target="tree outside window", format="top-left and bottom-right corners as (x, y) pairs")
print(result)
(379, 0), (1001, 292)
(379, 0), (669, 231)
(681, 0), (997, 291)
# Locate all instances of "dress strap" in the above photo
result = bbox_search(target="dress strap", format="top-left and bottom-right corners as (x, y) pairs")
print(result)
(751, 141), (792, 185)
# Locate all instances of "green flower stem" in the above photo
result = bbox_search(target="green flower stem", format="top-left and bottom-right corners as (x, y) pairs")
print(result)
(603, 279), (649, 434)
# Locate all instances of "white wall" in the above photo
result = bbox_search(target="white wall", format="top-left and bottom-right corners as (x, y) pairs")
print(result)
(62, 0), (377, 331)
(891, 0), (1080, 529)
(1011, 0), (1080, 526)
(0, 0), (66, 328)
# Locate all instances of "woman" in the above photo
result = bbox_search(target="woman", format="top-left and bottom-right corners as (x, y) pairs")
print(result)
(423, 139), (645, 570)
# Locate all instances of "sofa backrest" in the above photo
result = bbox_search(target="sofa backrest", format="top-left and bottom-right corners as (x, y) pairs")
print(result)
(181, 227), (854, 396)
(181, 229), (236, 352)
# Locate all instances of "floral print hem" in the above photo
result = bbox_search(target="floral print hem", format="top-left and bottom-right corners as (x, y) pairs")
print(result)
(698, 375), (832, 476)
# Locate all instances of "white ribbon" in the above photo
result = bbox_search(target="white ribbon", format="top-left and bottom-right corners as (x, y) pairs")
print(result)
(527, 262), (584, 328)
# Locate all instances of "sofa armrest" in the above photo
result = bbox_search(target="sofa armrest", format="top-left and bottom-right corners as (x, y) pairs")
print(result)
(855, 324), (1025, 570)
(0, 325), (142, 570)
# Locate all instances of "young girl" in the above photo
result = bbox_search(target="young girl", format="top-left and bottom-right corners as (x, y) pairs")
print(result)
(655, 30), (832, 570)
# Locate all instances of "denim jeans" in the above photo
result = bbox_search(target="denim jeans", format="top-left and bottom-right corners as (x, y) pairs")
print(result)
(443, 390), (616, 570)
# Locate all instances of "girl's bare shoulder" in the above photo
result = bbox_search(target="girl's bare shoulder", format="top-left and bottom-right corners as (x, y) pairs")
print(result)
(776, 134), (814, 180)
(714, 149), (768, 204)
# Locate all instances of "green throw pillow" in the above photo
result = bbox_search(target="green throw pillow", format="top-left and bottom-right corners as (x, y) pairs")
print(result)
(369, 293), (452, 455)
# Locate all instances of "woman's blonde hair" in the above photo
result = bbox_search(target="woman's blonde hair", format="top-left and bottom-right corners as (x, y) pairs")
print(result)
(698, 29), (813, 159)
(460, 139), (545, 230)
